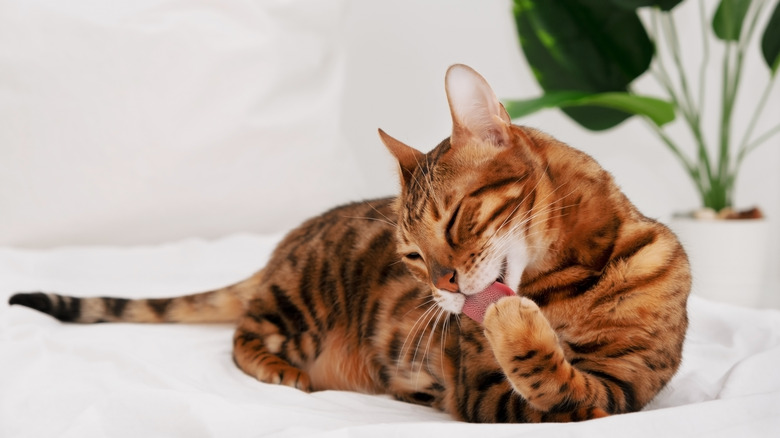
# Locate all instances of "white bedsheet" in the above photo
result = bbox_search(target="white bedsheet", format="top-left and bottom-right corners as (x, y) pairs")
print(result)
(2, 233), (779, 437)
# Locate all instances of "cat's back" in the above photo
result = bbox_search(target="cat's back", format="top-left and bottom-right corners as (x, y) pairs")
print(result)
(249, 197), (417, 331)
(265, 197), (401, 270)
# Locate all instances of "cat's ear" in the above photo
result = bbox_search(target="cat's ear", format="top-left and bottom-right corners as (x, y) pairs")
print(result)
(445, 64), (511, 148)
(378, 128), (425, 188)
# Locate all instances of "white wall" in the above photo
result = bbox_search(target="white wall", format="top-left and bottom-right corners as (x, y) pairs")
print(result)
(0, 0), (363, 245)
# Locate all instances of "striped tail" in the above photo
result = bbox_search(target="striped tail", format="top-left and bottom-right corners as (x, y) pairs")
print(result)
(8, 277), (259, 324)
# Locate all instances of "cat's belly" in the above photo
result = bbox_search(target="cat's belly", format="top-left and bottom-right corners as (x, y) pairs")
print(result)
(306, 332), (383, 394)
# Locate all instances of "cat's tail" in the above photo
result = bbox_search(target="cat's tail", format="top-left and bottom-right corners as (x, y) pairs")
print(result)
(8, 275), (261, 324)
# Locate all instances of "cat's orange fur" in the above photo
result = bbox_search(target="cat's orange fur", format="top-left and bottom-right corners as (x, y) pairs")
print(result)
(9, 65), (690, 423)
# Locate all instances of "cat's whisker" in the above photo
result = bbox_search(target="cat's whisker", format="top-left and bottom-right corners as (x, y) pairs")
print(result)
(341, 215), (398, 229)
(416, 306), (446, 389)
(402, 297), (437, 318)
(398, 301), (438, 372)
(388, 258), (406, 267)
(480, 199), (574, 274)
(400, 298), (437, 333)
(507, 207), (567, 242)
(423, 157), (435, 192)
(439, 313), (451, 380)
(488, 164), (551, 243)
(409, 305), (440, 380)
(405, 158), (428, 196)
(508, 195), (576, 241)
(479, 169), (565, 260)
(424, 308), (445, 365)
(410, 153), (437, 204)
(365, 201), (398, 227)
(397, 304), (434, 370)
(488, 210), (566, 258)
(514, 204), (575, 246)
(515, 178), (570, 220)
(511, 181), (572, 228)
(414, 308), (438, 386)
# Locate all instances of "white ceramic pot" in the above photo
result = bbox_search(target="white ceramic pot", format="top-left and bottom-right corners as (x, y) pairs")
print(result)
(668, 218), (770, 308)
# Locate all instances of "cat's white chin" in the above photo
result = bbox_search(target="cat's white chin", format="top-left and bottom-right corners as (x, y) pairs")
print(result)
(433, 289), (467, 314)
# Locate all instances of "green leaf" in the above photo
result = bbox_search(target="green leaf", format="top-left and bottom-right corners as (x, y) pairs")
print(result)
(608, 0), (683, 11)
(513, 0), (653, 131)
(712, 0), (752, 41)
(504, 91), (676, 127)
(504, 91), (590, 117)
(761, 1), (780, 75)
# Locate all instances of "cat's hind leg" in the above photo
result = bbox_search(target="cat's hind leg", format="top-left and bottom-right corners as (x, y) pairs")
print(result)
(232, 315), (312, 391)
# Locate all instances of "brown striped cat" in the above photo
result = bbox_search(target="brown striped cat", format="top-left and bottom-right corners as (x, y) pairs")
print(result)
(9, 64), (691, 423)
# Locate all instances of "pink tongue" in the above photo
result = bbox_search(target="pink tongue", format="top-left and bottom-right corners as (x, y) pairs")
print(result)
(462, 281), (515, 324)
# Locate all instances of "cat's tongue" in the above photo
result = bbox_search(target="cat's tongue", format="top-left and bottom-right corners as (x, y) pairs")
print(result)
(462, 281), (515, 324)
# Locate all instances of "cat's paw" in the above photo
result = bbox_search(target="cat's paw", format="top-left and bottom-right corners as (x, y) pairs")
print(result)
(483, 296), (557, 362)
(256, 364), (312, 392)
(483, 295), (541, 335)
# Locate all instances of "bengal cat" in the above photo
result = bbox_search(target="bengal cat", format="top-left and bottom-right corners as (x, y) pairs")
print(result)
(9, 64), (691, 423)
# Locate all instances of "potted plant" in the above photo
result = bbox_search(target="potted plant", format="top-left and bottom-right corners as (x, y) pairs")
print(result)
(504, 0), (779, 307)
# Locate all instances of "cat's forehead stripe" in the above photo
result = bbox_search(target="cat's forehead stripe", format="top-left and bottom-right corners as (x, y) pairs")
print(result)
(467, 176), (529, 199)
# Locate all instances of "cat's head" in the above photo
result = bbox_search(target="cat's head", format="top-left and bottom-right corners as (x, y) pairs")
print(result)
(380, 64), (554, 315)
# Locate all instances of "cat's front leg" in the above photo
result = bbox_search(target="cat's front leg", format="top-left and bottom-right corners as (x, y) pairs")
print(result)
(483, 296), (607, 419)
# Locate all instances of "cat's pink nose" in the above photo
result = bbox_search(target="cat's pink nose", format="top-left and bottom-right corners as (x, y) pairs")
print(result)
(433, 265), (459, 293)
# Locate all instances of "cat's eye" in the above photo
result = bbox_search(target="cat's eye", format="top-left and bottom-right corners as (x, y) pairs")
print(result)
(405, 252), (423, 261)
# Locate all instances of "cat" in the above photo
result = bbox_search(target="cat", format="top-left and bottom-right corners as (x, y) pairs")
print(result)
(9, 64), (691, 423)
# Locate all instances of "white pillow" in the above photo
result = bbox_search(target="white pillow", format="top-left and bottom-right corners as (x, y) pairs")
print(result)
(0, 0), (361, 246)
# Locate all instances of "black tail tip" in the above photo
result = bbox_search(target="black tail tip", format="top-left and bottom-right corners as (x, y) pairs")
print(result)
(9, 292), (53, 313)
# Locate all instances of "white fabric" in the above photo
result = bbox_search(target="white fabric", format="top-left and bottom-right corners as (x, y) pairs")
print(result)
(2, 233), (779, 437)
(0, 0), (361, 246)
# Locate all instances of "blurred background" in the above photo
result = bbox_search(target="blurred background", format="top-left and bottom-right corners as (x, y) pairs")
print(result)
(1, 0), (777, 305)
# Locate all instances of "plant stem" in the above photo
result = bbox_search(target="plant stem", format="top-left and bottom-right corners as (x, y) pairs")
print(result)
(697, 0), (709, 120)
(664, 13), (698, 123)
(640, 115), (705, 203)
(649, 11), (681, 105)
(736, 72), (778, 165)
(716, 42), (735, 210)
(643, 2), (775, 211)
(657, 7), (715, 206)
(743, 123), (780, 157)
(652, 11), (694, 120)
(728, 123), (780, 199)
(714, 0), (767, 210)
(739, 0), (767, 54)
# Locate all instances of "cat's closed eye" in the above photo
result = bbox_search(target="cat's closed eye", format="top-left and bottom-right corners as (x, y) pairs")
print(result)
(405, 252), (423, 261)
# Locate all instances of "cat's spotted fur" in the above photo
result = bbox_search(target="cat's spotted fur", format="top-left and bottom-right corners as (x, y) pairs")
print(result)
(9, 65), (690, 423)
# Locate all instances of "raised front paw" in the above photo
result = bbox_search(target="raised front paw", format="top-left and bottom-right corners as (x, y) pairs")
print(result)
(483, 296), (544, 337)
(482, 296), (558, 366)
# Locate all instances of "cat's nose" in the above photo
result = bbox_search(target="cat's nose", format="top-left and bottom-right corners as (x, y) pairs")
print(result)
(432, 265), (459, 293)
